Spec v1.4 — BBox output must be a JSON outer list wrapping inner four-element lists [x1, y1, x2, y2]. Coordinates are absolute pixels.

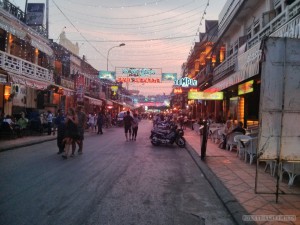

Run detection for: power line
[[65, 0, 167, 9], [60, 5, 205, 27], [56, 0, 197, 20], [51, 0, 107, 61]]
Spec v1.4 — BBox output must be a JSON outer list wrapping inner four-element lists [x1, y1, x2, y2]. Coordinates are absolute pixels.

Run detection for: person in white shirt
[[88, 113, 95, 132], [47, 110, 53, 135]]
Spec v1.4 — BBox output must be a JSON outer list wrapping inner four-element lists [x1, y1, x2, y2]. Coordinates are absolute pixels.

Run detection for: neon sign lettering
[[116, 77, 160, 83], [122, 68, 156, 77], [174, 77, 197, 87]]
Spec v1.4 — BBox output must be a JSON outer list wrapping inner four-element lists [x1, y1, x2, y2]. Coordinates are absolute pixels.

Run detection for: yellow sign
[[188, 92, 223, 100], [238, 80, 254, 95], [111, 85, 118, 92]]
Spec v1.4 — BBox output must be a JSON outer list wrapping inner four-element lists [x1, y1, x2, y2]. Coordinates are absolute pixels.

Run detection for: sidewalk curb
[[0, 137, 56, 152], [185, 141, 255, 225]]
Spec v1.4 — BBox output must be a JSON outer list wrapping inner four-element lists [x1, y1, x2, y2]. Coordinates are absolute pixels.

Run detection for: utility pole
[[46, 0, 49, 38]]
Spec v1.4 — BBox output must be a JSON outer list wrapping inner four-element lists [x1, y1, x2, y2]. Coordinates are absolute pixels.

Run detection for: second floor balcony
[[212, 0, 300, 84], [0, 50, 53, 83]]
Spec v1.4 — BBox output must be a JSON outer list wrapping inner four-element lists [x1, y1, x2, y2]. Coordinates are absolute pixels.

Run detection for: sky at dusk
[[12, 0, 227, 96]]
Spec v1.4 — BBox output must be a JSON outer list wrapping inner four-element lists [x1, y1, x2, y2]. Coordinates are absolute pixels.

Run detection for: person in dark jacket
[[231, 121, 246, 135], [55, 109, 65, 154], [97, 111, 104, 134]]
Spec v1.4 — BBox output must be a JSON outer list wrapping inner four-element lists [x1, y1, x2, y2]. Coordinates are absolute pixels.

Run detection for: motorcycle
[[150, 125, 186, 148], [150, 121, 178, 139]]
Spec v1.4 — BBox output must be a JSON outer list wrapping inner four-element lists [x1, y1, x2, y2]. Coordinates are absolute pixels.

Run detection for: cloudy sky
[[12, 0, 227, 96]]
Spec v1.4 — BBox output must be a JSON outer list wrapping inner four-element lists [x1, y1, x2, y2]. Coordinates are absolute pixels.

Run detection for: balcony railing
[[0, 0, 47, 38], [0, 50, 53, 83], [213, 53, 237, 83], [0, 0, 25, 22], [248, 1, 300, 48], [218, 0, 245, 38], [213, 0, 300, 83]]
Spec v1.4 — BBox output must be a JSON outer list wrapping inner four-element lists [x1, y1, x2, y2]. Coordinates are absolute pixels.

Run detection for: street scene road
[[0, 120, 235, 225]]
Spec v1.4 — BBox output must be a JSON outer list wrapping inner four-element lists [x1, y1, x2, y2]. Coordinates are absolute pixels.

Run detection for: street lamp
[[106, 43, 125, 71]]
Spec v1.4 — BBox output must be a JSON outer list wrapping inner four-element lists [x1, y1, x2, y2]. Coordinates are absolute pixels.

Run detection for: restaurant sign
[[188, 91, 223, 100], [174, 88, 183, 94], [116, 77, 160, 83], [238, 80, 254, 95], [174, 77, 197, 87]]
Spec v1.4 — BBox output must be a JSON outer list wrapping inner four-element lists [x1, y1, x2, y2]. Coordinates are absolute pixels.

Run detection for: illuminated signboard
[[122, 68, 156, 77], [162, 73, 177, 81], [188, 92, 223, 100], [116, 77, 160, 83], [174, 77, 197, 87], [238, 80, 254, 95], [99, 71, 116, 81], [189, 88, 198, 92], [174, 88, 183, 94]]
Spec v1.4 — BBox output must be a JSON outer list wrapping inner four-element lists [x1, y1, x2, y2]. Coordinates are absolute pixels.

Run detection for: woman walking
[[62, 108, 78, 159], [131, 113, 140, 141]]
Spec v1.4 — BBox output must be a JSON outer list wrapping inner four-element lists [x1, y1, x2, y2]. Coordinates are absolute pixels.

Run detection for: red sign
[[116, 77, 160, 83]]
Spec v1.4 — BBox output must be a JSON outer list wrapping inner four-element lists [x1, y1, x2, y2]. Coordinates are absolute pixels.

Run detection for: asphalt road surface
[[0, 120, 235, 225]]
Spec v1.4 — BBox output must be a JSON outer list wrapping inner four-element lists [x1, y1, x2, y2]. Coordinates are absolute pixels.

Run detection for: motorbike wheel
[[151, 136, 160, 146], [176, 137, 186, 148]]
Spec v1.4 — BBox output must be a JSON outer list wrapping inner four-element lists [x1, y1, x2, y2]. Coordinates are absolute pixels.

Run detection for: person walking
[[131, 113, 140, 141], [97, 111, 104, 134], [54, 109, 65, 154], [72, 105, 86, 155], [87, 113, 95, 132], [46, 110, 53, 135], [123, 111, 133, 141], [62, 108, 78, 159]]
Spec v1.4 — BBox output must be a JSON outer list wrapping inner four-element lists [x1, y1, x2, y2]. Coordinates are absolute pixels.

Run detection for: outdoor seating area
[[192, 123, 300, 187], [0, 119, 55, 140]]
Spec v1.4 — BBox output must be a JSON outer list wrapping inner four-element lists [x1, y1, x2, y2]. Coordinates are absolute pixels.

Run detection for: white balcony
[[213, 0, 300, 84], [0, 50, 53, 83]]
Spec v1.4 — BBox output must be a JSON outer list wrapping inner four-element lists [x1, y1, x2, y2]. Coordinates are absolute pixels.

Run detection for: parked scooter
[[150, 121, 177, 139], [150, 124, 186, 148]]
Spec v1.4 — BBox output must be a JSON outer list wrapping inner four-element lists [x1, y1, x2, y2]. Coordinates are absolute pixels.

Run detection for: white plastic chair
[[211, 128, 221, 143], [244, 137, 258, 164], [234, 135, 252, 159], [226, 132, 243, 151], [280, 162, 300, 186]]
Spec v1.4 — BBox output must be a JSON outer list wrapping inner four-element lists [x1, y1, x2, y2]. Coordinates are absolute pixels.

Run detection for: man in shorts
[[123, 111, 133, 141]]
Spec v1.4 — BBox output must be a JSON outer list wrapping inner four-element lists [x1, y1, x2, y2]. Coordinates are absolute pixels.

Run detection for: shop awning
[[85, 96, 103, 106], [52, 84, 74, 96], [9, 74, 50, 90]]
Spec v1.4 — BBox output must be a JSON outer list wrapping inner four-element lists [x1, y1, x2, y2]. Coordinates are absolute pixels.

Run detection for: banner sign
[[99, 71, 116, 81], [188, 91, 223, 100], [122, 68, 155, 77], [116, 67, 162, 78], [26, 3, 45, 26], [162, 73, 177, 81], [75, 75, 85, 102], [238, 80, 254, 95], [116, 77, 160, 83], [174, 77, 197, 87]]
